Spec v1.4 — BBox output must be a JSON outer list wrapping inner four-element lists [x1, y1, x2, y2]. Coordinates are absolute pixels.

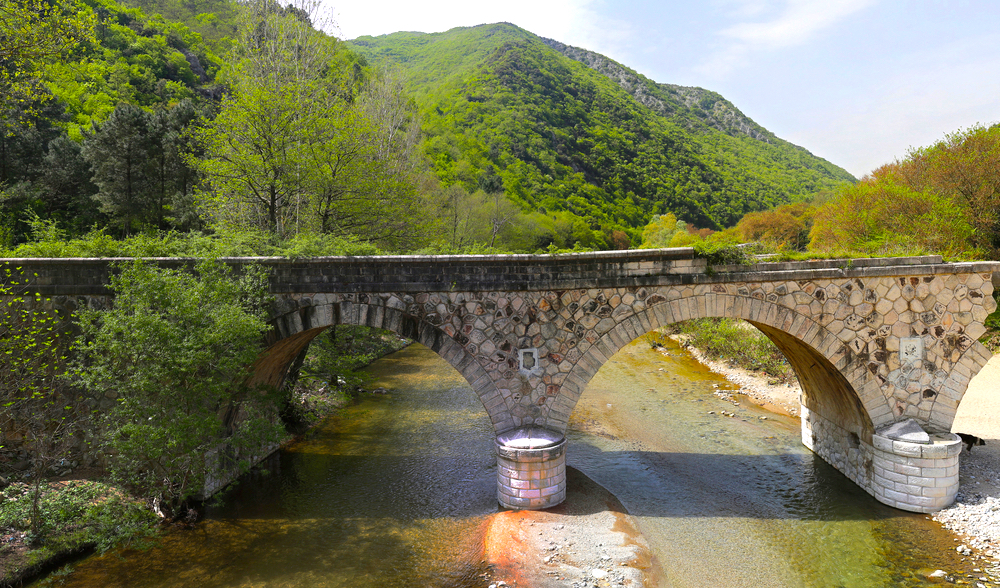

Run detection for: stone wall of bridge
[[265, 263, 997, 439], [2, 251, 998, 512]]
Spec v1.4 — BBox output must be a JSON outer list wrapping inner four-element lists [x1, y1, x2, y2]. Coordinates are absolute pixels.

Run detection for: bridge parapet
[[0, 250, 991, 294]]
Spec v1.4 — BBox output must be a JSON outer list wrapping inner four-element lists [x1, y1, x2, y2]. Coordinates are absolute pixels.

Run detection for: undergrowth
[[654, 318, 794, 384], [284, 326, 410, 427], [0, 480, 159, 584]]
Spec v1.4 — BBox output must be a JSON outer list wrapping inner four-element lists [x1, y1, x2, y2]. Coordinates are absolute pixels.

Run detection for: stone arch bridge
[[7, 249, 998, 513]]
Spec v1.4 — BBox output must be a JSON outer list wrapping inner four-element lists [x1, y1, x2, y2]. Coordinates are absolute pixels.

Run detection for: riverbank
[[0, 327, 412, 587], [665, 335, 801, 417], [934, 354, 1000, 579]]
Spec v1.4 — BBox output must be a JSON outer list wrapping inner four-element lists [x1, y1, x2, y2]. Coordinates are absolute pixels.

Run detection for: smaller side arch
[[253, 299, 516, 433]]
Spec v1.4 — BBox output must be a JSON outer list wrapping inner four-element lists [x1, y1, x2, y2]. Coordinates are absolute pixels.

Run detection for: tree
[[854, 124, 1000, 256], [81, 101, 201, 234], [0, 267, 83, 541], [194, 0, 340, 237], [920, 125, 1000, 254], [736, 202, 815, 251], [73, 260, 284, 512], [639, 213, 685, 248], [37, 134, 102, 233], [0, 0, 95, 122], [196, 0, 425, 246], [808, 178, 974, 257], [82, 103, 156, 234]]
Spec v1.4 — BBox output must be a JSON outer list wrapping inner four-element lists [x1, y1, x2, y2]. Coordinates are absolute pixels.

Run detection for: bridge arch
[[10, 253, 993, 513], [250, 298, 515, 431], [554, 293, 876, 445]]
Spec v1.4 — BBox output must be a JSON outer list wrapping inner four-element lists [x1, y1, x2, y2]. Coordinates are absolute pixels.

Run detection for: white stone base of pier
[[802, 405, 961, 513], [495, 427, 567, 510]]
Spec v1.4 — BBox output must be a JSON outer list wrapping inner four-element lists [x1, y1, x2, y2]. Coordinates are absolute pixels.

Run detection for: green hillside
[[41, 0, 224, 140], [351, 24, 854, 232], [116, 0, 238, 51]]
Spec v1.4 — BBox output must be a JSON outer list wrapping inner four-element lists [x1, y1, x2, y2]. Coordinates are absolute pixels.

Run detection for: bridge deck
[[2, 250, 998, 296]]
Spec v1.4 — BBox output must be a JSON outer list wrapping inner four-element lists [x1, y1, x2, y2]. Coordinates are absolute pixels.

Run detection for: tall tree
[[82, 103, 156, 234], [196, 0, 425, 247]]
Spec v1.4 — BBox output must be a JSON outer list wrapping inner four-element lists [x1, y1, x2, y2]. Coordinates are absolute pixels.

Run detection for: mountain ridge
[[539, 37, 774, 143], [350, 23, 853, 235]]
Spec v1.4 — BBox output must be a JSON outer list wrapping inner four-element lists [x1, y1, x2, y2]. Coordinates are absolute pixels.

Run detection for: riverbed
[[32, 338, 982, 587]]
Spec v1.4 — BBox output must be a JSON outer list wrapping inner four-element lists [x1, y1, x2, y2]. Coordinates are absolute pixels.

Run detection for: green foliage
[[117, 0, 238, 52], [982, 291, 1000, 353], [0, 0, 96, 122], [0, 480, 158, 553], [735, 202, 815, 251], [351, 24, 854, 242], [276, 232, 384, 257], [82, 101, 202, 233], [0, 223, 396, 258], [195, 1, 425, 248], [41, 0, 222, 136], [0, 266, 85, 540], [639, 213, 686, 248], [72, 259, 284, 508], [808, 176, 976, 259], [807, 124, 1000, 260], [693, 238, 751, 267], [667, 319, 793, 382]]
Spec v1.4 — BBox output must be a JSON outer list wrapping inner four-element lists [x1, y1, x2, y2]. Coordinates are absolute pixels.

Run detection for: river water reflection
[[36, 339, 977, 587]]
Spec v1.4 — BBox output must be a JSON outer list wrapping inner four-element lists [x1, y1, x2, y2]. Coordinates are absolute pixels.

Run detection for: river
[[34, 338, 979, 587]]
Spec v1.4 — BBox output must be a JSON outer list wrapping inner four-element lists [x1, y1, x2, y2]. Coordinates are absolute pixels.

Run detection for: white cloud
[[697, 0, 877, 77], [721, 0, 875, 49]]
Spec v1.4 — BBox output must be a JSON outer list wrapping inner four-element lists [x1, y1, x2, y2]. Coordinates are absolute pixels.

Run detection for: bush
[[72, 259, 285, 511], [0, 481, 158, 554]]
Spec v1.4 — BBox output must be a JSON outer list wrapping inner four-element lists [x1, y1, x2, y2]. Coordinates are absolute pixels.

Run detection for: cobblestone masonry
[[3, 251, 997, 512]]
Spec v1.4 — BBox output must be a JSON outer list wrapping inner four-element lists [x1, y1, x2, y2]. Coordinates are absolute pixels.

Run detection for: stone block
[[934, 474, 959, 488], [907, 475, 937, 487], [891, 441, 923, 457], [919, 485, 950, 498]]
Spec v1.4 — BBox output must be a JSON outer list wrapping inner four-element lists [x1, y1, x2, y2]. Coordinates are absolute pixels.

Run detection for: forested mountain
[[2, 4, 856, 253], [116, 0, 238, 50], [350, 24, 855, 233]]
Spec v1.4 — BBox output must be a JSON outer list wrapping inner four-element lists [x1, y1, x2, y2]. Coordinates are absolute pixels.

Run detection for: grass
[[0, 480, 159, 585], [652, 318, 795, 384]]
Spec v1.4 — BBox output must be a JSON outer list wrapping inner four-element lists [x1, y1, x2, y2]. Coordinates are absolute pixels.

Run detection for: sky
[[324, 0, 1000, 179]]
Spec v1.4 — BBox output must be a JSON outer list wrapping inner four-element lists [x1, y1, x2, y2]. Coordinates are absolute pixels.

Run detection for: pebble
[[590, 569, 608, 579]]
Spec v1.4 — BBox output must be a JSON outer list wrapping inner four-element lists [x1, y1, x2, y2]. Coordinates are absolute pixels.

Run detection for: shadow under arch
[[553, 293, 877, 444], [246, 302, 513, 431]]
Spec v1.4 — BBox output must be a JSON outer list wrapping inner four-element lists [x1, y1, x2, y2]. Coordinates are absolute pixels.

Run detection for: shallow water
[[34, 340, 977, 587], [572, 338, 976, 587]]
